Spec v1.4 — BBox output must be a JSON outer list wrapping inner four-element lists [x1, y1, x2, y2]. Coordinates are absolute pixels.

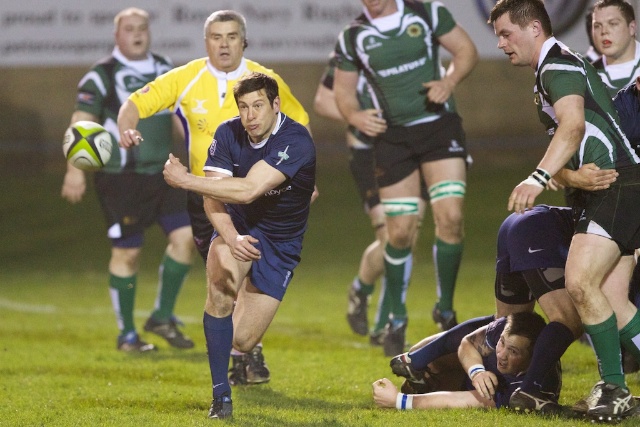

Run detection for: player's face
[[494, 13, 538, 68], [592, 6, 636, 64], [361, 0, 398, 19], [495, 332, 531, 375], [115, 14, 150, 61], [205, 21, 245, 72], [237, 90, 281, 143]]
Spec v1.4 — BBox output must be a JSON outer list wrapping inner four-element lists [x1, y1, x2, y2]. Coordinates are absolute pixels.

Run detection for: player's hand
[[546, 178, 563, 191], [311, 185, 320, 204], [422, 78, 454, 105], [61, 165, 86, 204], [472, 371, 498, 401], [163, 153, 190, 188], [230, 234, 261, 262], [119, 128, 144, 148], [372, 378, 399, 408], [565, 163, 618, 191], [351, 109, 387, 137], [507, 180, 543, 213]]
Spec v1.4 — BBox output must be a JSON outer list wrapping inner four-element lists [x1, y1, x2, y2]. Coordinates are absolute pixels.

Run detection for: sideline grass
[[1, 146, 638, 426]]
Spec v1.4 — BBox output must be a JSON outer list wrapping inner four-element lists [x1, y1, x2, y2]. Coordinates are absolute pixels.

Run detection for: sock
[[408, 315, 494, 370], [433, 239, 463, 312], [520, 321, 574, 393], [109, 274, 137, 335], [203, 312, 233, 398], [619, 310, 640, 364], [584, 314, 625, 388], [151, 254, 191, 321], [372, 278, 392, 333], [353, 277, 374, 296], [383, 243, 412, 322]]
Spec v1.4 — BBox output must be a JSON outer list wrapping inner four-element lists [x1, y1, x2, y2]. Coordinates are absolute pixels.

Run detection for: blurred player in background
[[60, 7, 195, 352], [591, 0, 640, 97], [118, 10, 310, 386], [313, 53, 427, 354], [333, 0, 478, 354]]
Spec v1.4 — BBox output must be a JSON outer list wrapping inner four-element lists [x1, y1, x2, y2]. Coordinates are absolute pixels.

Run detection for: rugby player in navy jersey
[[163, 72, 315, 419]]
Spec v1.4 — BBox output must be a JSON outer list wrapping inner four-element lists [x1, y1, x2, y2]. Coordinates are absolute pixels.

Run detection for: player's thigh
[[565, 233, 622, 294], [537, 289, 582, 337], [205, 237, 251, 315], [166, 225, 195, 264], [233, 280, 281, 350], [420, 157, 466, 185]]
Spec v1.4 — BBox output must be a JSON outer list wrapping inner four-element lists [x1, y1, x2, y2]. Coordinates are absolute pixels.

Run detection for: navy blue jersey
[[496, 205, 574, 274], [204, 113, 316, 240], [613, 82, 640, 152], [464, 317, 562, 408]]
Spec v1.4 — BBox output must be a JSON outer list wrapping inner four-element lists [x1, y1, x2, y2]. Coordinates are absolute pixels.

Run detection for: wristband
[[521, 175, 545, 189], [395, 393, 414, 410], [535, 168, 551, 182], [468, 364, 486, 380]]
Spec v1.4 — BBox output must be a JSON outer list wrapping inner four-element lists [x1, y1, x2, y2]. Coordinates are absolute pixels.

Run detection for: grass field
[[1, 144, 639, 426]]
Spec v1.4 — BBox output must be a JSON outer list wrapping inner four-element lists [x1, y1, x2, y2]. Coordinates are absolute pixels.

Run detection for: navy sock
[[409, 315, 494, 370], [203, 312, 233, 398], [520, 321, 574, 393]]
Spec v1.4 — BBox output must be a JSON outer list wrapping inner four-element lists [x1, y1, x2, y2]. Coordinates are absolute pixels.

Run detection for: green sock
[[619, 310, 640, 365], [151, 254, 191, 322], [584, 314, 625, 388], [372, 278, 392, 333], [110, 274, 137, 335], [383, 243, 412, 321], [354, 277, 375, 296], [433, 238, 463, 312]]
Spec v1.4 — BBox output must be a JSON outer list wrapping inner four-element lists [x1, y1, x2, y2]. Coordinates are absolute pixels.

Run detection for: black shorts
[[494, 268, 565, 305], [94, 171, 189, 247], [574, 166, 640, 255], [187, 191, 215, 263], [350, 148, 430, 211], [374, 113, 467, 188]]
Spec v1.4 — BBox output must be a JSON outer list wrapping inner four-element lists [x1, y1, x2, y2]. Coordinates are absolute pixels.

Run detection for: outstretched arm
[[458, 326, 499, 402]]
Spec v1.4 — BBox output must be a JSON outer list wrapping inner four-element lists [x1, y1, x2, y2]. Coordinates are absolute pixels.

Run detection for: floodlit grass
[[1, 145, 638, 426]]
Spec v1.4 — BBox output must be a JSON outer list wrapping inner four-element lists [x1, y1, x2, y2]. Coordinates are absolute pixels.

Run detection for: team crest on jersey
[[407, 24, 422, 37], [209, 139, 217, 157], [365, 36, 382, 51]]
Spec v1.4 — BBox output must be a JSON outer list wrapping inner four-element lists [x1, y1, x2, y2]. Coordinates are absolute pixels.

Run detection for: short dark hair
[[233, 72, 279, 106], [489, 0, 553, 37], [503, 311, 547, 355], [593, 0, 636, 25]]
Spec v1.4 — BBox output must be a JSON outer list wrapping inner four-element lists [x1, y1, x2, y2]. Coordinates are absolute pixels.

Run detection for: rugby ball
[[62, 121, 114, 170]]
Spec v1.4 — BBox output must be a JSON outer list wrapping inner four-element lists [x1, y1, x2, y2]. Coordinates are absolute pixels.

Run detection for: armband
[[468, 364, 486, 380], [525, 167, 551, 189], [395, 393, 413, 410]]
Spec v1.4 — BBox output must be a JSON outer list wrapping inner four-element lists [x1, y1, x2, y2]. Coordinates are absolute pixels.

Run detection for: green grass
[[1, 145, 638, 426]]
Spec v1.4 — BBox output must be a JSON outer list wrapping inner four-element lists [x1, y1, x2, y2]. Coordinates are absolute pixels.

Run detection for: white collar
[[363, 0, 404, 32], [249, 113, 284, 149], [206, 57, 248, 79], [112, 46, 155, 73]]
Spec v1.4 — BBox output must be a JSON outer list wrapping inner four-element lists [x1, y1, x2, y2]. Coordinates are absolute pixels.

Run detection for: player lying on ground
[[373, 312, 560, 410]]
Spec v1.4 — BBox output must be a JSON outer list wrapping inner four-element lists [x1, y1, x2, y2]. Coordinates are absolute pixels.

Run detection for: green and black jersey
[[592, 40, 640, 98], [535, 38, 640, 170], [334, 0, 457, 127], [75, 48, 174, 174]]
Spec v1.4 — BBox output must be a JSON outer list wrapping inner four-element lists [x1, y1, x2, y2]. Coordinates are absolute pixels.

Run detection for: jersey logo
[[192, 99, 208, 114], [407, 24, 422, 37], [209, 139, 217, 157], [448, 140, 464, 153], [276, 146, 290, 165], [528, 247, 545, 254]]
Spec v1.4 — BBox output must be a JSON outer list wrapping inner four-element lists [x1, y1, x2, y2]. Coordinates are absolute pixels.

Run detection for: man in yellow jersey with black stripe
[[117, 9, 310, 388]]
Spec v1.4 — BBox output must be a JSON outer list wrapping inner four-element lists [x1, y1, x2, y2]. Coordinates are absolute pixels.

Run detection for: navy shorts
[[94, 171, 190, 248], [213, 226, 302, 302], [187, 191, 214, 263]]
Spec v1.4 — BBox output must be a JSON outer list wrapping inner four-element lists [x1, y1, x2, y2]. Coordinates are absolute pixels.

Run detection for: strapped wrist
[[468, 364, 486, 380]]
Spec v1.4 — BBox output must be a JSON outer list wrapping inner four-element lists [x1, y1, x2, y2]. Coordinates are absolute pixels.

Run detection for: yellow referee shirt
[[129, 57, 309, 177]]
